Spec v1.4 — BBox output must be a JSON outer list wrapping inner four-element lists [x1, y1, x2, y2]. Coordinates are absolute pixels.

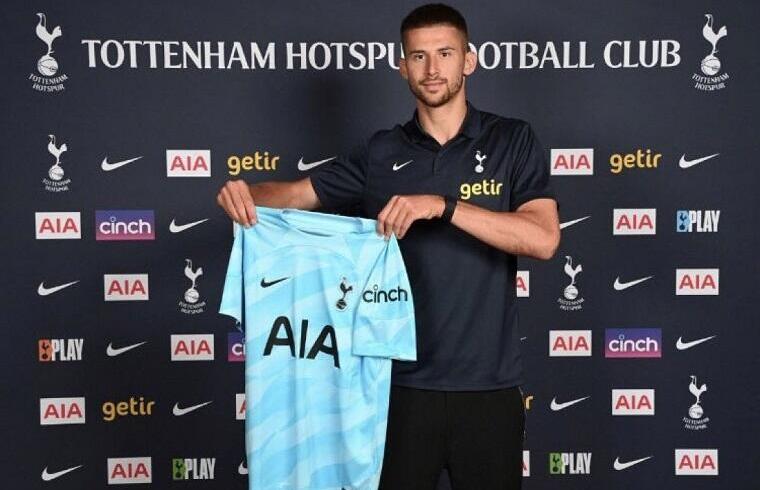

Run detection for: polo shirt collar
[[403, 101, 481, 144]]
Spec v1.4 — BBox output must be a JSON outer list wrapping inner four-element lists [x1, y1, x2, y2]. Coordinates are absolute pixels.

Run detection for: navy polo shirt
[[310, 102, 555, 390]]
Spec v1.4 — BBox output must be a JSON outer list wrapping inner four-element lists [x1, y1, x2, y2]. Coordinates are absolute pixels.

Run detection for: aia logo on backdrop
[[167, 150, 211, 177], [228, 332, 245, 362], [107, 457, 152, 484], [522, 451, 530, 477], [675, 449, 718, 475], [95, 210, 155, 241], [613, 209, 656, 235], [38, 338, 83, 361], [549, 330, 591, 357], [104, 274, 149, 301], [236, 393, 246, 420], [35, 212, 81, 239], [40, 397, 85, 425], [171, 334, 214, 361], [676, 269, 719, 295], [605, 328, 662, 358], [550, 149, 593, 175], [516, 270, 529, 297], [612, 389, 654, 415]]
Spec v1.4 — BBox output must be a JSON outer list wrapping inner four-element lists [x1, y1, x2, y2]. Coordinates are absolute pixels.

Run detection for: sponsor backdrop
[[1, 0, 758, 488]]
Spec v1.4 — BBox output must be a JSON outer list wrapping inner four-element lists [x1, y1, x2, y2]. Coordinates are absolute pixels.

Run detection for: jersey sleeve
[[219, 223, 244, 326], [352, 236, 417, 361], [309, 143, 368, 209], [508, 122, 557, 211]]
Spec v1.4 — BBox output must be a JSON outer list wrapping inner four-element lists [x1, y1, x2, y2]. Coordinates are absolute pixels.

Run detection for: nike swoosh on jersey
[[613, 456, 652, 471], [676, 335, 717, 351], [37, 280, 79, 296], [550, 396, 590, 411], [297, 156, 335, 171], [173, 401, 213, 416], [101, 156, 143, 172], [169, 218, 209, 233], [106, 341, 147, 357], [613, 275, 654, 291], [392, 159, 413, 171], [679, 153, 719, 169], [41, 465, 83, 481], [560, 216, 590, 230], [238, 461, 248, 475], [261, 277, 289, 288]]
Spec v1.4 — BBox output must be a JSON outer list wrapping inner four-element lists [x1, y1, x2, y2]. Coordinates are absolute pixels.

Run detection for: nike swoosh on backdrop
[[297, 156, 335, 171], [613, 276, 654, 291], [41, 465, 83, 481], [169, 218, 209, 233], [261, 277, 289, 288], [392, 160, 413, 171], [106, 341, 147, 357], [679, 153, 719, 169], [676, 335, 717, 351], [101, 156, 143, 171], [560, 216, 591, 230], [550, 396, 590, 411], [37, 280, 79, 296], [613, 456, 653, 471], [173, 401, 213, 416]]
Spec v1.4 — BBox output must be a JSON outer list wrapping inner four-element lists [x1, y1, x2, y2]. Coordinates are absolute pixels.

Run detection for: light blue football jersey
[[220, 207, 416, 490]]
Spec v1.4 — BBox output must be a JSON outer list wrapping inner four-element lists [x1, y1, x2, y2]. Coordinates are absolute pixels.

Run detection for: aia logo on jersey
[[516, 270, 529, 297], [235, 393, 246, 420], [40, 397, 85, 425], [104, 274, 149, 301], [38, 338, 83, 361], [166, 150, 210, 177], [676, 269, 719, 295], [613, 209, 656, 235], [523, 450, 530, 477], [171, 334, 214, 361], [550, 149, 593, 176], [612, 389, 654, 415], [549, 330, 592, 357], [35, 212, 81, 239], [675, 449, 718, 475], [107, 457, 152, 484], [228, 332, 245, 362]]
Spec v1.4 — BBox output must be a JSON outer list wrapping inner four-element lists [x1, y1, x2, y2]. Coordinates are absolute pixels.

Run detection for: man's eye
[[414, 54, 424, 61]]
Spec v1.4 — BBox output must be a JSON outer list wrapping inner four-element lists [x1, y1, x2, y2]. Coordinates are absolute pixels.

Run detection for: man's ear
[[399, 57, 409, 80], [463, 49, 477, 76]]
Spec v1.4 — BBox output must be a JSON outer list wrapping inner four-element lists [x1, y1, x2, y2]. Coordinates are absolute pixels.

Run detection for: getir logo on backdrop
[[39, 338, 83, 361], [108, 457, 152, 484], [35, 212, 81, 239], [96, 210, 155, 240], [676, 269, 719, 295], [675, 449, 718, 476], [516, 270, 529, 297], [550, 149, 593, 175], [167, 150, 210, 177], [171, 334, 214, 361], [613, 209, 656, 235], [605, 328, 662, 358], [236, 393, 246, 420], [612, 389, 655, 415], [228, 332, 245, 362], [227, 151, 279, 175], [102, 396, 155, 421], [549, 330, 591, 357], [104, 274, 149, 301], [40, 397, 85, 425], [609, 149, 661, 174]]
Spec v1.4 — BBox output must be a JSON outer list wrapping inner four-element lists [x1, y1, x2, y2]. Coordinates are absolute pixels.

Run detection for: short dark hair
[[400, 4, 469, 52]]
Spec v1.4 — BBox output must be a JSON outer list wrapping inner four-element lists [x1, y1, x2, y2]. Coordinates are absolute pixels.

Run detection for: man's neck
[[416, 92, 468, 146]]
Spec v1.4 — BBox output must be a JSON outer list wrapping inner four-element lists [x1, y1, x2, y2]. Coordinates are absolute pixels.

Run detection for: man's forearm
[[248, 178, 319, 210]]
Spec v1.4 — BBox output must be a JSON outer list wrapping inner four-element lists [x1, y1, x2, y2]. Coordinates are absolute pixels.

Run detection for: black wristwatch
[[440, 195, 457, 222]]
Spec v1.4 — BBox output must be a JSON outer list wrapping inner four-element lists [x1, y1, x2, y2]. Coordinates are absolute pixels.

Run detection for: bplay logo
[[43, 134, 71, 192], [102, 396, 155, 421], [613, 209, 656, 235], [107, 457, 152, 484], [228, 332, 245, 362], [675, 449, 718, 475], [36, 212, 81, 239], [30, 13, 68, 92], [167, 150, 211, 177], [38, 338, 83, 362], [676, 269, 719, 295], [227, 151, 279, 175], [516, 270, 529, 297], [95, 210, 155, 241], [550, 149, 593, 176], [171, 334, 214, 361], [236, 393, 246, 420], [677, 210, 720, 232], [549, 330, 591, 357], [104, 274, 149, 301], [605, 328, 662, 358], [549, 452, 592, 475], [40, 397, 85, 425], [609, 149, 661, 174], [612, 389, 654, 415], [172, 458, 216, 480]]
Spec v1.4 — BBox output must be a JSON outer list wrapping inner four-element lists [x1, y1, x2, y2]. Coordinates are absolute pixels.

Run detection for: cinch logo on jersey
[[171, 334, 214, 361], [264, 316, 340, 368], [558, 256, 584, 311], [550, 149, 593, 176], [692, 13, 729, 91], [30, 13, 68, 92], [228, 332, 245, 362], [675, 449, 718, 475], [676, 268, 719, 295], [523, 451, 530, 477], [612, 389, 655, 415], [107, 457, 152, 484], [684, 375, 710, 430], [42, 134, 71, 191], [362, 284, 409, 303], [40, 397, 85, 425], [180, 259, 205, 314], [172, 458, 216, 480], [549, 330, 592, 357], [38, 338, 83, 361], [605, 328, 662, 358], [166, 149, 210, 177], [613, 209, 656, 235], [95, 210, 155, 241], [676, 210, 720, 233], [235, 393, 245, 420], [549, 452, 592, 475], [35, 212, 81, 239], [459, 179, 503, 200], [102, 396, 155, 422], [104, 274, 149, 301], [609, 149, 661, 174], [227, 151, 279, 175], [516, 270, 529, 297]]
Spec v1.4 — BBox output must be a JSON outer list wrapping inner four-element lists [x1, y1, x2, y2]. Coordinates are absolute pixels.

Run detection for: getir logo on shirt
[[35, 212, 81, 239], [675, 449, 718, 476], [108, 457, 152, 484], [167, 150, 211, 177], [104, 274, 149, 301], [612, 389, 655, 415], [549, 330, 591, 357], [40, 397, 85, 425], [613, 209, 656, 235], [551, 149, 594, 175], [676, 269, 719, 295], [171, 334, 214, 361]]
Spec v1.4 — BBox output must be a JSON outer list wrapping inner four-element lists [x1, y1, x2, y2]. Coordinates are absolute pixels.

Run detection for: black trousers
[[379, 385, 525, 490]]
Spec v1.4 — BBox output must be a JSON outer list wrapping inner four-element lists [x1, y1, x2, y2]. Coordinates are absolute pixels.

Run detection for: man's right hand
[[217, 180, 257, 227]]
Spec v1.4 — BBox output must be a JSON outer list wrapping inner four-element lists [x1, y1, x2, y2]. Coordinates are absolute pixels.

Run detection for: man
[[217, 4, 559, 489]]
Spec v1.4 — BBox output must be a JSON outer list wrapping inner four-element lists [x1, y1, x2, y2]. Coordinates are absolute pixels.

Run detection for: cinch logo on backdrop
[[675, 268, 719, 295], [172, 458, 216, 480], [227, 151, 279, 175], [35, 212, 81, 239], [166, 150, 210, 177], [605, 328, 662, 358], [95, 210, 155, 241], [551, 149, 593, 176], [38, 338, 83, 361], [104, 274, 149, 301], [107, 457, 152, 484], [171, 334, 214, 361], [40, 397, 85, 425], [516, 270, 529, 297], [228, 332, 245, 362], [613, 209, 656, 235], [549, 330, 591, 357], [677, 210, 720, 232], [612, 389, 655, 415], [675, 449, 718, 476]]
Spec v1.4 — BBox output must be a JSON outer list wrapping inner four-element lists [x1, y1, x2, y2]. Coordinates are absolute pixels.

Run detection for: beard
[[408, 73, 464, 108]]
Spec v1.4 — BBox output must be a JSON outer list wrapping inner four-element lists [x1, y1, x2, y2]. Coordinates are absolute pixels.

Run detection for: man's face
[[400, 24, 476, 108]]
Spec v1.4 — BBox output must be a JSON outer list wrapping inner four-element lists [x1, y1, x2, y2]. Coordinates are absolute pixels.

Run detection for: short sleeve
[[352, 236, 416, 361], [509, 122, 556, 211], [219, 223, 244, 326], [309, 143, 368, 210]]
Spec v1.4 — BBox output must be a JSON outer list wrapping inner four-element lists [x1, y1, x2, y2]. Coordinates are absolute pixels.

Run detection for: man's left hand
[[376, 194, 445, 239]]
